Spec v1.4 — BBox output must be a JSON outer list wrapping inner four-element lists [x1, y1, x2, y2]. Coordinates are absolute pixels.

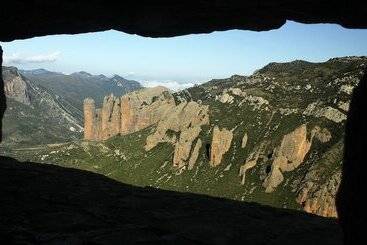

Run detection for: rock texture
[[84, 87, 175, 140], [120, 86, 174, 135], [209, 126, 233, 167], [295, 141, 343, 218], [145, 101, 209, 169], [241, 132, 248, 148], [263, 124, 312, 192], [3, 66, 30, 105], [239, 142, 269, 185], [303, 102, 347, 123], [173, 126, 202, 168], [188, 139, 202, 170], [83, 98, 95, 140], [298, 172, 340, 217]]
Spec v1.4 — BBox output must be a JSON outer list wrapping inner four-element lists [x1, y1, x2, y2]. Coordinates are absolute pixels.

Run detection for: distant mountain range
[[1, 67, 143, 146], [20, 68, 142, 120]]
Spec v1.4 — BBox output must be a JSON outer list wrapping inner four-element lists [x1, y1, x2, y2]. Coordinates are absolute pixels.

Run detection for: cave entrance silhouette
[[1, 1, 367, 244]]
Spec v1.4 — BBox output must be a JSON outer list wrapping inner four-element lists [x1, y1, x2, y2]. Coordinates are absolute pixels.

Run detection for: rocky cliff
[[3, 66, 30, 105], [209, 126, 233, 167], [84, 87, 175, 140], [145, 101, 209, 169]]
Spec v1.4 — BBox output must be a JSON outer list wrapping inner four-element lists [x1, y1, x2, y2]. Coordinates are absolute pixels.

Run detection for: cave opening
[[205, 143, 211, 159], [265, 164, 272, 174], [0, 5, 366, 241], [267, 151, 273, 159]]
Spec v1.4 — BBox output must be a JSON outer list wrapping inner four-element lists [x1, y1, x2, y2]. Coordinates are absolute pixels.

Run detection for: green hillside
[[3, 56, 366, 217]]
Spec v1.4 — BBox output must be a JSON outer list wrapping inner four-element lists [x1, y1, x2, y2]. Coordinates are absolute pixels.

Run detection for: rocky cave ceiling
[[0, 0, 367, 42]]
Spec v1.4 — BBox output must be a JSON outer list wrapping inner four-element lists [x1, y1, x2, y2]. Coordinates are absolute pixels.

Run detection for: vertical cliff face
[[209, 126, 233, 167], [100, 95, 121, 140], [263, 124, 313, 193], [83, 98, 95, 140], [145, 101, 210, 169], [120, 86, 175, 135], [83, 87, 175, 140], [3, 67, 30, 105]]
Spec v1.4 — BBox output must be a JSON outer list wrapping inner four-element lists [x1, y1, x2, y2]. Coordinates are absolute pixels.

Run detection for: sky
[[1, 21, 367, 90]]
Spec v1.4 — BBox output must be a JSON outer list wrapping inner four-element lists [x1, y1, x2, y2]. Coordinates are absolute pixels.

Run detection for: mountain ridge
[[1, 66, 143, 146], [2, 56, 366, 219]]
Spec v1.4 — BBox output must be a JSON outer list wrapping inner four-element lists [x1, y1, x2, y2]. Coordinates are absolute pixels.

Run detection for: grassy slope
[[3, 57, 365, 212]]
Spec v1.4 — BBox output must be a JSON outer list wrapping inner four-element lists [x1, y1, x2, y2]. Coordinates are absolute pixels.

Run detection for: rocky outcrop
[[145, 101, 209, 169], [241, 132, 248, 148], [3, 66, 30, 105], [239, 141, 269, 185], [84, 94, 122, 140], [173, 126, 202, 168], [303, 102, 347, 123], [83, 87, 175, 140], [312, 126, 332, 143], [295, 141, 342, 218], [83, 98, 95, 140], [188, 139, 202, 170], [209, 126, 233, 167], [215, 92, 234, 104], [297, 172, 340, 217], [120, 86, 175, 135], [239, 158, 257, 185], [263, 124, 312, 192]]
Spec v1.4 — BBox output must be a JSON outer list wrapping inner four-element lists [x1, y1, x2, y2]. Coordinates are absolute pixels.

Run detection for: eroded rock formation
[[84, 87, 174, 140], [263, 124, 312, 192], [241, 132, 248, 148], [83, 98, 95, 140], [120, 86, 175, 135], [239, 141, 269, 185], [188, 139, 202, 170], [297, 171, 340, 217], [209, 126, 233, 167], [145, 101, 209, 169], [3, 67, 30, 105]]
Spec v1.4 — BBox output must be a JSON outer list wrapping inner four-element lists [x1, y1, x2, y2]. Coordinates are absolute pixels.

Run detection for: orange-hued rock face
[[120, 86, 175, 135], [3, 67, 30, 105], [263, 124, 312, 192], [297, 171, 341, 218], [209, 126, 233, 167], [83, 98, 95, 140], [83, 87, 210, 171], [83, 87, 174, 141]]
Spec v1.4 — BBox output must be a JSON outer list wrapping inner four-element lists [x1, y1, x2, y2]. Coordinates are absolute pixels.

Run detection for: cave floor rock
[[0, 156, 342, 245]]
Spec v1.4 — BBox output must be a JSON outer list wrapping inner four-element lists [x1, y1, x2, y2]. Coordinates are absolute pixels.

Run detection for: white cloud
[[3, 51, 61, 65], [141, 80, 197, 91], [126, 71, 136, 76]]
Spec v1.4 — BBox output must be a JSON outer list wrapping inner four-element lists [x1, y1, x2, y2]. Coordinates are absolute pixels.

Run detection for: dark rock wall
[[0, 1, 367, 41], [336, 71, 367, 245], [0, 46, 5, 141]]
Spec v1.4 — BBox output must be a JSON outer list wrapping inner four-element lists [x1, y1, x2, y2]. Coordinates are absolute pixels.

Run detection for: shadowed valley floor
[[0, 156, 342, 245]]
